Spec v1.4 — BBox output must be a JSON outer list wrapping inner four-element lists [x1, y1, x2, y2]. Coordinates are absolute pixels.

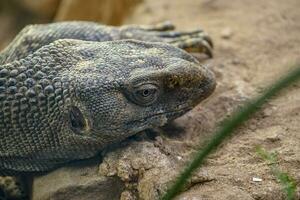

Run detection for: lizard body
[[0, 21, 215, 177]]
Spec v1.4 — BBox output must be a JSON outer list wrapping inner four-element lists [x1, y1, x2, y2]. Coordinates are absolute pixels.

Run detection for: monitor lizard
[[0, 21, 215, 199]]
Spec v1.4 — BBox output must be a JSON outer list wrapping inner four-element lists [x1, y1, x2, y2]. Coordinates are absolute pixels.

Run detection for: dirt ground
[[123, 0, 300, 199], [1, 0, 300, 199]]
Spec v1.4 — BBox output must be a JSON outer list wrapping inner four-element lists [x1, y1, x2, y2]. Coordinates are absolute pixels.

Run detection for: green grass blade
[[256, 147, 297, 200]]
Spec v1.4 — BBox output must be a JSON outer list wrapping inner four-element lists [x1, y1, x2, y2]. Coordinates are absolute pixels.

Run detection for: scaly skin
[[0, 22, 215, 176], [0, 21, 213, 65]]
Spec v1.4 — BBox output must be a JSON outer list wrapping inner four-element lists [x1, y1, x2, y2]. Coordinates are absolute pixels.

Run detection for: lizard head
[[63, 39, 216, 144]]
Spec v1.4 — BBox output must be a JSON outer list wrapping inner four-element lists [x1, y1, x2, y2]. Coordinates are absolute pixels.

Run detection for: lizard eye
[[69, 106, 87, 134], [132, 84, 159, 106]]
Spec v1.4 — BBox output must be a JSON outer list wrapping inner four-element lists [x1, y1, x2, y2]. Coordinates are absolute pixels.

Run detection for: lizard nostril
[[200, 74, 216, 96]]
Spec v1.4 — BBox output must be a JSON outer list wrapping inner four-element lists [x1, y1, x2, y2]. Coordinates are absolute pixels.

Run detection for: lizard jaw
[[125, 106, 192, 133]]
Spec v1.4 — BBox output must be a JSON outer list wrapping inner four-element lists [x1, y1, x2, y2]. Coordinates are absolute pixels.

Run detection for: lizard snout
[[197, 66, 216, 99], [166, 62, 216, 106]]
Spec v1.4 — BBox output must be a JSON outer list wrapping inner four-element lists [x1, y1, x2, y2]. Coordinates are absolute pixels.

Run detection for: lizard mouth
[[88, 107, 193, 139], [126, 106, 192, 132]]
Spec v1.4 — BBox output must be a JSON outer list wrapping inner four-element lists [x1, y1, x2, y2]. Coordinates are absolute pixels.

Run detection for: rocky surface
[[32, 158, 124, 200]]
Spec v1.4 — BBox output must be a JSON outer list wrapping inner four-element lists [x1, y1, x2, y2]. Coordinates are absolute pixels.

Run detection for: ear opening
[[69, 106, 88, 134]]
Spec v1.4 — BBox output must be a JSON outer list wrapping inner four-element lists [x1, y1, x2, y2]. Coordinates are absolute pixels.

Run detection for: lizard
[[0, 21, 215, 199]]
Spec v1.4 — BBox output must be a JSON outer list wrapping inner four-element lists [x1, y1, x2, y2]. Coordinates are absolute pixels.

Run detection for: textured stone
[[32, 158, 124, 200], [32, 141, 180, 200]]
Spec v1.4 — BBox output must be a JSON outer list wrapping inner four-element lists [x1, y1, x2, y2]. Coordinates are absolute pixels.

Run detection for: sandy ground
[[123, 0, 300, 199]]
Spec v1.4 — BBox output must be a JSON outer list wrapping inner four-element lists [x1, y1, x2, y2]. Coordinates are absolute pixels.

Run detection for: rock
[[32, 141, 179, 200], [221, 27, 234, 39], [99, 141, 178, 200], [120, 190, 136, 200], [0, 177, 24, 199], [252, 177, 263, 182], [253, 126, 283, 143], [32, 158, 124, 200]]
